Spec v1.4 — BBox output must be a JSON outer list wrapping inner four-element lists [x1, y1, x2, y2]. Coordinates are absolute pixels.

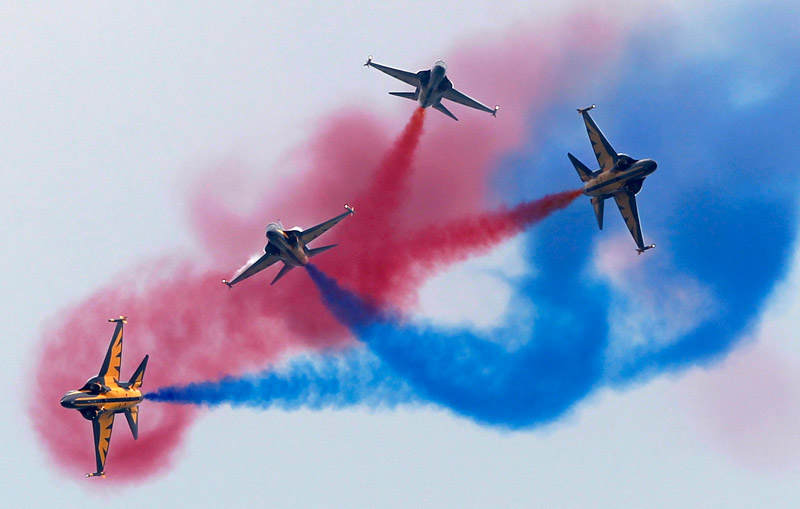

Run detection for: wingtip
[[345, 204, 355, 214], [108, 316, 127, 323], [221, 279, 232, 289], [636, 244, 656, 255], [577, 104, 596, 114], [364, 55, 373, 67], [492, 105, 499, 117]]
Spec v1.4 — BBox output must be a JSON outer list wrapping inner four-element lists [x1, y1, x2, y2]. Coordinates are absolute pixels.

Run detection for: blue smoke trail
[[306, 264, 606, 428], [146, 352, 416, 410]]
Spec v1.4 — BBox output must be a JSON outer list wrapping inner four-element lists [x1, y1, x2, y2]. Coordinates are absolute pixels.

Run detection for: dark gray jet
[[364, 56, 499, 121], [568, 105, 658, 254], [223, 205, 355, 287]]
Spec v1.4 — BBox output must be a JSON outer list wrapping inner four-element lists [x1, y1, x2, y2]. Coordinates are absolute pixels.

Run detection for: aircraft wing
[[580, 107, 618, 172], [98, 320, 124, 381], [225, 252, 280, 287], [90, 411, 115, 477], [299, 206, 354, 245], [368, 61, 420, 87], [612, 190, 646, 250], [442, 88, 497, 115]]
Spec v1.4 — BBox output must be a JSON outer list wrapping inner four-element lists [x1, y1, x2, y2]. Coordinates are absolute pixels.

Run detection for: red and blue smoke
[[32, 4, 800, 482]]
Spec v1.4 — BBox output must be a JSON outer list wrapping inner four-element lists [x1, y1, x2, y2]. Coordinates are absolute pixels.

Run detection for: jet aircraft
[[364, 56, 499, 121], [60, 317, 148, 478], [223, 204, 355, 287], [568, 105, 658, 254]]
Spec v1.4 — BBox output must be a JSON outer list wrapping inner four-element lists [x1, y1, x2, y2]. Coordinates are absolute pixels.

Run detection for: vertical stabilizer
[[307, 244, 337, 257], [127, 355, 148, 389], [124, 407, 139, 440], [591, 197, 605, 230], [568, 153, 593, 182], [271, 263, 294, 285]]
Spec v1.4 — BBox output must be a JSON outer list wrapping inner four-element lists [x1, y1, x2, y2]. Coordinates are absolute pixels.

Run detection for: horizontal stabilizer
[[389, 91, 418, 101], [307, 244, 337, 257], [568, 153, 593, 182]]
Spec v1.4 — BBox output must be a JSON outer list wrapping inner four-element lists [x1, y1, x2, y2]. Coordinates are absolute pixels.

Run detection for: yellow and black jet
[[60, 317, 148, 478]]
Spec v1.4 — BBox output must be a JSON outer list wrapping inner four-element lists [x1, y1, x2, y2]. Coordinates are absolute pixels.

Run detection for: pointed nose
[[640, 159, 657, 175], [60, 392, 76, 408]]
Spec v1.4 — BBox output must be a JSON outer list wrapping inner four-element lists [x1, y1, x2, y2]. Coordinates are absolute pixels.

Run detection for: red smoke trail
[[31, 10, 624, 483], [369, 189, 585, 302]]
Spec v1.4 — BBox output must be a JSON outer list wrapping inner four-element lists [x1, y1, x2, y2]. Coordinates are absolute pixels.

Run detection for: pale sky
[[3, 2, 799, 507]]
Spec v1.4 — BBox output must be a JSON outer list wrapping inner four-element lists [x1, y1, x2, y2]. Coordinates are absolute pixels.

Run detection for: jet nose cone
[[641, 159, 657, 174], [60, 392, 76, 408]]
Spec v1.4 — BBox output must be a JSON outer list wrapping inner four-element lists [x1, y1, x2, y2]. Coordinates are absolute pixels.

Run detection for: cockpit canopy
[[615, 154, 635, 171]]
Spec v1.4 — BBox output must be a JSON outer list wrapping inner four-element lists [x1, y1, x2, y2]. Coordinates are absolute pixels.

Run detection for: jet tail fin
[[124, 407, 139, 440], [307, 244, 337, 258], [568, 153, 593, 182], [271, 263, 294, 285], [127, 355, 148, 390], [433, 102, 458, 121], [389, 91, 418, 101], [591, 197, 605, 230]]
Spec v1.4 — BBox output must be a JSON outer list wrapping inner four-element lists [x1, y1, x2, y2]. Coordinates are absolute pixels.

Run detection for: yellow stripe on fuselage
[[71, 387, 143, 412]]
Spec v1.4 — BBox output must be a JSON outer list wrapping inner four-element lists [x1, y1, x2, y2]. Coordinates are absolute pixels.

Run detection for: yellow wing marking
[[99, 322, 124, 381], [92, 412, 115, 474]]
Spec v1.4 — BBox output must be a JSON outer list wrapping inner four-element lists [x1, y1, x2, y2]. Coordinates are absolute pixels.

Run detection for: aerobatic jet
[[364, 56, 499, 121], [568, 105, 658, 254], [223, 204, 355, 287], [60, 317, 148, 478]]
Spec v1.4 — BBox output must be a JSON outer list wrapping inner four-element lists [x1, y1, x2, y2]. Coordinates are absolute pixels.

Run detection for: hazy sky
[[3, 1, 800, 507]]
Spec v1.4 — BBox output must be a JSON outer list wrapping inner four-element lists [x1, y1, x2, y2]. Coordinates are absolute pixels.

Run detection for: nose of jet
[[644, 159, 658, 173], [60, 392, 77, 408]]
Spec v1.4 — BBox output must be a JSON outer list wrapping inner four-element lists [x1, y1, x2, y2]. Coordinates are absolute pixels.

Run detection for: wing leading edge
[[298, 205, 354, 245], [612, 190, 646, 251], [365, 58, 420, 88], [89, 411, 115, 477], [224, 252, 280, 287], [579, 105, 617, 172], [98, 320, 124, 382], [442, 88, 498, 116]]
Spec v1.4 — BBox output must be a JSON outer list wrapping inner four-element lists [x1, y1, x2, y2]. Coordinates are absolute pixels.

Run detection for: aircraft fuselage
[[266, 226, 309, 267], [417, 61, 450, 108], [61, 384, 143, 419], [583, 158, 657, 199]]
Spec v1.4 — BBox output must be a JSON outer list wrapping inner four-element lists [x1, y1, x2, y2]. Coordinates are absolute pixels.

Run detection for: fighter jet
[[364, 56, 499, 121], [223, 204, 355, 287], [60, 317, 148, 478], [568, 105, 658, 254]]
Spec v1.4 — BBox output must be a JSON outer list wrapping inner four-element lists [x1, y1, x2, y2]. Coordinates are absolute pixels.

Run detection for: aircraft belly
[[419, 89, 438, 108]]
